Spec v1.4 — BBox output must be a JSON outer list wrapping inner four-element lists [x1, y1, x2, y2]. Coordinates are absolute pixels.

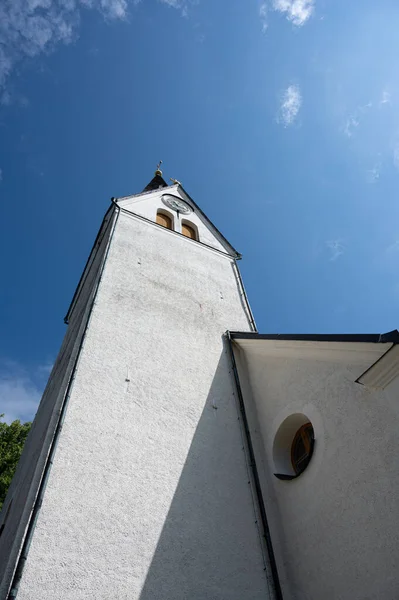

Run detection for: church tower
[[0, 170, 277, 599]]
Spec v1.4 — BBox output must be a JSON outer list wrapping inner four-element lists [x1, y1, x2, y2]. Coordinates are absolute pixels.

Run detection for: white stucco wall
[[0, 208, 116, 600], [234, 339, 399, 600], [13, 208, 273, 599]]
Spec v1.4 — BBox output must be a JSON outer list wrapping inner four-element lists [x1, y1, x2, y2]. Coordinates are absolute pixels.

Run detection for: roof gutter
[[231, 260, 257, 332], [229, 330, 399, 344], [225, 331, 283, 600]]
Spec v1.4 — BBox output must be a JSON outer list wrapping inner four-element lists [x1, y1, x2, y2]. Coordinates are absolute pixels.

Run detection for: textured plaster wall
[[16, 210, 272, 600], [236, 345, 399, 600], [0, 210, 115, 600]]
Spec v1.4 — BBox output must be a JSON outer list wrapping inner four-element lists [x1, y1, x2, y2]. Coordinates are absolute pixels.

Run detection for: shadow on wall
[[138, 346, 270, 600]]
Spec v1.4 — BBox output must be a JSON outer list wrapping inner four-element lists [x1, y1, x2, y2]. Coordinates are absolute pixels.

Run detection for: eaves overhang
[[229, 330, 399, 386]]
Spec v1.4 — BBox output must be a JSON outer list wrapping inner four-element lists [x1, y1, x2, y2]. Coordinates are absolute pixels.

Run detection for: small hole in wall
[[273, 414, 315, 479]]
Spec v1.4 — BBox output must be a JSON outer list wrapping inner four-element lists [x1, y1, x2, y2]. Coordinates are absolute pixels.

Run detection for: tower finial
[[155, 160, 163, 176]]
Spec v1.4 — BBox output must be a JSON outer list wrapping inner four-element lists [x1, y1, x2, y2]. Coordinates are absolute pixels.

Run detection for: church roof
[[142, 173, 168, 192], [178, 184, 241, 258], [229, 329, 399, 389], [229, 330, 399, 344]]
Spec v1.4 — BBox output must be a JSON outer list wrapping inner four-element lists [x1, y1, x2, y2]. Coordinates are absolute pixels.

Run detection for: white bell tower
[[0, 169, 277, 600]]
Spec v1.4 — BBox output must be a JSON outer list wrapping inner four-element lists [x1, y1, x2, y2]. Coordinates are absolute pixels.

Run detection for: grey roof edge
[[177, 184, 241, 258], [355, 343, 399, 386], [64, 204, 116, 324], [229, 330, 399, 344]]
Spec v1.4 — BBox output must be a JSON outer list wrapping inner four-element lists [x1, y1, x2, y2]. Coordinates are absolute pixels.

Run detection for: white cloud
[[0, 362, 48, 423], [325, 13, 399, 182], [343, 115, 360, 138], [102, 0, 128, 19], [338, 94, 399, 180], [326, 239, 345, 261], [0, 0, 79, 91], [160, 0, 182, 6], [367, 161, 381, 183], [259, 2, 268, 31], [342, 102, 372, 138], [272, 0, 314, 27], [0, 90, 12, 106], [159, 0, 191, 16], [380, 89, 391, 105], [278, 84, 302, 126], [0, 0, 185, 93]]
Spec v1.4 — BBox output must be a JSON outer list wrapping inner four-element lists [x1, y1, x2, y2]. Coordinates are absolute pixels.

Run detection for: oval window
[[273, 414, 315, 479]]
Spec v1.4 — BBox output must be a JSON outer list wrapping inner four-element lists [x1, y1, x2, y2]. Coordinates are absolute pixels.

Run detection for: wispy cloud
[[0, 361, 51, 423], [159, 0, 194, 17], [272, 0, 314, 27], [339, 95, 399, 179], [326, 239, 345, 261], [1, 91, 11, 106], [0, 0, 187, 94], [259, 2, 268, 31], [160, 0, 185, 6], [325, 10, 399, 183], [366, 160, 381, 183], [0, 0, 117, 92], [380, 89, 391, 106], [278, 84, 302, 126], [342, 102, 372, 138], [343, 115, 360, 138]]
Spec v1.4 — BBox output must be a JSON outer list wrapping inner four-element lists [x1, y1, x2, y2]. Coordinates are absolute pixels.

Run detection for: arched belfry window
[[156, 211, 173, 230], [182, 221, 198, 241]]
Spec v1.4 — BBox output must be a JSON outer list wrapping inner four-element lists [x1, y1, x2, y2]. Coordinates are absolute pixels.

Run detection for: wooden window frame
[[291, 422, 314, 475], [181, 220, 198, 241], [156, 210, 174, 231]]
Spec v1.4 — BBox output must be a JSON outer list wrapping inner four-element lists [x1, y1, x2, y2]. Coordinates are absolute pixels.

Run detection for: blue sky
[[1, 0, 399, 422]]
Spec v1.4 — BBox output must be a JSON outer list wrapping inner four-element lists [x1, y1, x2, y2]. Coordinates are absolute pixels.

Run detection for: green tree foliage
[[0, 415, 31, 511]]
